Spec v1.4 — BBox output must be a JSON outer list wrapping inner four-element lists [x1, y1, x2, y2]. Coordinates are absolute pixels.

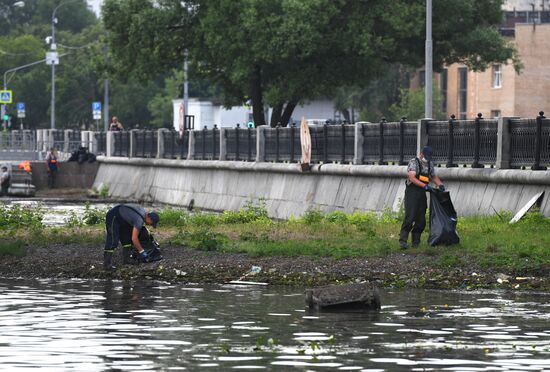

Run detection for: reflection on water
[[0, 278, 549, 371]]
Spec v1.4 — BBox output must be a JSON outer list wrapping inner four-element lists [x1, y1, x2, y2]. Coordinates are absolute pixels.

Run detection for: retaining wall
[[31, 161, 99, 190], [94, 157, 550, 218]]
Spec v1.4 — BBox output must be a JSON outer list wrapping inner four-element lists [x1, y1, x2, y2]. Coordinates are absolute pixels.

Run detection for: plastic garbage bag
[[428, 190, 460, 246], [130, 226, 163, 263]]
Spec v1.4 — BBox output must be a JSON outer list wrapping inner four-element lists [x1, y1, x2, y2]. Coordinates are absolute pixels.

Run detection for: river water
[[0, 278, 548, 371]]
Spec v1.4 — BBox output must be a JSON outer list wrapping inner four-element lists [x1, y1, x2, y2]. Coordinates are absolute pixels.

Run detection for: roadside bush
[[300, 208, 324, 225], [176, 228, 227, 251]]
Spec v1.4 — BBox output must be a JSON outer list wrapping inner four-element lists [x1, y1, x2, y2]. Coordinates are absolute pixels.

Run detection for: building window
[[491, 110, 501, 119], [458, 67, 468, 119], [492, 64, 502, 89], [440, 68, 448, 114]]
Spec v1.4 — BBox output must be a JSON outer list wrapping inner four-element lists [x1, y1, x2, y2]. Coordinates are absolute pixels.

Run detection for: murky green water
[[0, 278, 549, 371]]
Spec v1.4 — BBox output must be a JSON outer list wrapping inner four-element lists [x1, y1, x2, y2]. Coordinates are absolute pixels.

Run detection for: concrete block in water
[[8, 183, 36, 196], [305, 282, 381, 310]]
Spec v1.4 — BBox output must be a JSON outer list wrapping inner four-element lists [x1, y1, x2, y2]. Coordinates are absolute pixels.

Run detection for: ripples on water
[[0, 278, 549, 371]]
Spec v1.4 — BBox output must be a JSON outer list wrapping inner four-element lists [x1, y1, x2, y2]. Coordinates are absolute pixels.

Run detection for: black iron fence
[[310, 123, 355, 163], [264, 125, 301, 162], [66, 130, 82, 153], [427, 115, 499, 167], [362, 119, 417, 165], [162, 130, 189, 159], [194, 126, 220, 160], [94, 132, 107, 154], [510, 114, 550, 170], [225, 125, 256, 161], [134, 130, 157, 158], [113, 131, 130, 157]]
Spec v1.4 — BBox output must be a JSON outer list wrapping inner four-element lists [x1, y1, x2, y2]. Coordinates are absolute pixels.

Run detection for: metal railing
[[362, 119, 417, 165], [195, 126, 220, 160], [310, 123, 355, 164], [225, 125, 256, 161], [162, 130, 189, 159]]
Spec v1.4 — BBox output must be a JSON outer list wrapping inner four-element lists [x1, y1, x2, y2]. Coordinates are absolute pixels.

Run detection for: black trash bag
[[428, 190, 460, 246], [68, 150, 79, 162], [130, 226, 163, 263], [87, 153, 96, 163]]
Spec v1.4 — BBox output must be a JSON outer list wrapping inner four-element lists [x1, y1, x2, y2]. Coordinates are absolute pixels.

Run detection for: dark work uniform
[[399, 158, 435, 247], [104, 204, 146, 253]]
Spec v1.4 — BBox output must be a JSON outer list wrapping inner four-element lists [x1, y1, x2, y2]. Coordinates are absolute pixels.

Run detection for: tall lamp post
[[49, 0, 78, 130], [425, 0, 433, 119]]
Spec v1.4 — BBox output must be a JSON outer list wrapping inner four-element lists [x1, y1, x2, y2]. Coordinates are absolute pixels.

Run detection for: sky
[[86, 0, 103, 17]]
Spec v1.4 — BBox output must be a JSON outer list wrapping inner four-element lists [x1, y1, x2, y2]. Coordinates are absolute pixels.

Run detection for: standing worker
[[109, 116, 124, 131], [45, 147, 59, 189], [0, 166, 10, 196], [103, 203, 160, 269], [399, 146, 445, 249]]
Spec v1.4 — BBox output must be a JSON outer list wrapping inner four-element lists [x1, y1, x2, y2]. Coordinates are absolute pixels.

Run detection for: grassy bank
[[1, 201, 549, 275]]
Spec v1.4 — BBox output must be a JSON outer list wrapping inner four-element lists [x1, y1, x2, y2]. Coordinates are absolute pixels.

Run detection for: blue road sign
[[92, 102, 102, 112], [0, 90, 12, 104], [16, 102, 25, 111]]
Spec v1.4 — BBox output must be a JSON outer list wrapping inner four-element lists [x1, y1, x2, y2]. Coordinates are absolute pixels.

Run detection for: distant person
[[45, 147, 59, 189], [399, 146, 445, 249], [103, 204, 160, 269], [109, 116, 124, 131], [0, 166, 10, 196]]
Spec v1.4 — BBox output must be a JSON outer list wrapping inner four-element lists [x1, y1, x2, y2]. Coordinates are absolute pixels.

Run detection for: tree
[[388, 84, 445, 122], [103, 0, 519, 127]]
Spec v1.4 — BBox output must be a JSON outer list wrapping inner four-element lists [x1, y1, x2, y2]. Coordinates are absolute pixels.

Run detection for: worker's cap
[[421, 146, 433, 161], [148, 212, 160, 228]]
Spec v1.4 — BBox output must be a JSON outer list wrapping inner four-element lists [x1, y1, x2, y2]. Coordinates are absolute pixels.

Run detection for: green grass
[[0, 240, 26, 256]]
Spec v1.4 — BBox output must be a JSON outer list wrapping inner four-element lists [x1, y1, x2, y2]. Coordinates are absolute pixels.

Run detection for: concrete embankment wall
[[94, 157, 550, 218], [31, 162, 99, 190]]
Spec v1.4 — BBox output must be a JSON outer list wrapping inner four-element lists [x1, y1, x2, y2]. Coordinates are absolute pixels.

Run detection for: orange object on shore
[[18, 161, 32, 173]]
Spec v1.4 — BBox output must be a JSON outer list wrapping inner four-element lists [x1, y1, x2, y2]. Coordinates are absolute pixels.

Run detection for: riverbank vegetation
[[0, 201, 548, 275]]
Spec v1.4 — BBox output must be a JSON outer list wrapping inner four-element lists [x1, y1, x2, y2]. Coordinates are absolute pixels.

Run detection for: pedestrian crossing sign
[[0, 90, 12, 104]]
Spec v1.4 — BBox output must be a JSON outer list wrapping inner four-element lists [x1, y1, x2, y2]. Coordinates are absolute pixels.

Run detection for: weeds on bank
[[0, 204, 43, 230]]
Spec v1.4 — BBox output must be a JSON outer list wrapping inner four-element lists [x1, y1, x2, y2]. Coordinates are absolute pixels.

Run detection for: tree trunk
[[251, 65, 266, 126], [270, 104, 283, 127], [280, 100, 298, 127]]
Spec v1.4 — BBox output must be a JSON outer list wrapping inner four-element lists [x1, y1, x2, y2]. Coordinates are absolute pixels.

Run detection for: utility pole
[[103, 43, 109, 131], [425, 0, 433, 119], [183, 49, 189, 118]]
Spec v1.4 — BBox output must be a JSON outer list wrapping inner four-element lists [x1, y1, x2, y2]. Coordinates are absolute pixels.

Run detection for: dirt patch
[[1, 243, 548, 291]]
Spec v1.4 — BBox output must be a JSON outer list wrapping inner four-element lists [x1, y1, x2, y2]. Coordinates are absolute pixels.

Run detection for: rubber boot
[[411, 233, 422, 247], [399, 230, 409, 249], [122, 244, 135, 265], [103, 250, 116, 270]]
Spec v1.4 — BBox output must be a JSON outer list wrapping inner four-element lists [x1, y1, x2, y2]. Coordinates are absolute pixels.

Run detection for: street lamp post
[[49, 0, 78, 130], [425, 0, 433, 119]]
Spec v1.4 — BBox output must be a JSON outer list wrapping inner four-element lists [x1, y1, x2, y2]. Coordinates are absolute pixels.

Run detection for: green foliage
[[82, 203, 108, 225], [301, 208, 324, 225], [99, 184, 109, 199], [0, 204, 43, 229], [104, 0, 518, 127], [389, 84, 445, 121], [221, 200, 269, 224], [176, 229, 227, 252], [158, 208, 190, 227]]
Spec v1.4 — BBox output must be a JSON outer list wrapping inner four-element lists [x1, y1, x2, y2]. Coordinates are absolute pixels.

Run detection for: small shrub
[[99, 184, 109, 198], [159, 208, 189, 227], [179, 229, 227, 251], [65, 211, 83, 227], [82, 203, 109, 225], [0, 204, 43, 229], [324, 211, 349, 224], [221, 199, 269, 224], [189, 213, 218, 227], [301, 208, 324, 225]]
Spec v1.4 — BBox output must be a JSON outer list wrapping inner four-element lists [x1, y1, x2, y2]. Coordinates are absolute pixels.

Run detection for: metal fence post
[[323, 122, 329, 163], [247, 126, 252, 161], [63, 129, 71, 153], [472, 113, 483, 168], [354, 121, 364, 165], [235, 124, 240, 161], [213, 125, 218, 159], [446, 115, 458, 167], [290, 122, 295, 162], [533, 111, 547, 170], [219, 127, 227, 161], [275, 123, 280, 162], [378, 118, 386, 165], [399, 117, 407, 165], [256, 125, 266, 162]]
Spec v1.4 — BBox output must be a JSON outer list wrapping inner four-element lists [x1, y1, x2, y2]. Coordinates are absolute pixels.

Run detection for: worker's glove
[[438, 184, 446, 192], [423, 184, 433, 192], [138, 250, 149, 263]]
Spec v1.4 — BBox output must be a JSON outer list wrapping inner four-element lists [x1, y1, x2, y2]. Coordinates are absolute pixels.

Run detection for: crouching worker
[[104, 204, 161, 269]]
